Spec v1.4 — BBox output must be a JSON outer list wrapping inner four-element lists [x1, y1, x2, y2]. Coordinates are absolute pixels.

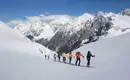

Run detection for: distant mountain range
[[7, 8, 130, 53]]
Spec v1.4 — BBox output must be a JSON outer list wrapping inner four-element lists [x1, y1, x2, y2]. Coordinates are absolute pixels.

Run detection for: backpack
[[68, 53, 73, 58], [76, 52, 80, 58]]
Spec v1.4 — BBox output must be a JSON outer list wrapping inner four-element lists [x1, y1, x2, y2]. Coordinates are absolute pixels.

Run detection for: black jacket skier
[[86, 51, 95, 67], [58, 53, 61, 62]]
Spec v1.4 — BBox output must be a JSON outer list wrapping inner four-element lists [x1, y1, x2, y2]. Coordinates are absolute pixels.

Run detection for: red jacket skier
[[75, 52, 84, 66]]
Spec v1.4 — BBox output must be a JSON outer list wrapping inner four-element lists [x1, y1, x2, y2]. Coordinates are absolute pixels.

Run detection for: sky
[[0, 0, 130, 22]]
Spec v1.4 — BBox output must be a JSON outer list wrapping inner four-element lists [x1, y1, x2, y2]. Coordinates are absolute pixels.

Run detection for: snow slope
[[73, 32, 130, 80], [0, 21, 53, 57], [1, 21, 130, 80]]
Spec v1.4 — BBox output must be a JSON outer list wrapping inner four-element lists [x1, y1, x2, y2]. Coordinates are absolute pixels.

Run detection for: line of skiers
[[53, 51, 95, 67], [45, 54, 50, 59]]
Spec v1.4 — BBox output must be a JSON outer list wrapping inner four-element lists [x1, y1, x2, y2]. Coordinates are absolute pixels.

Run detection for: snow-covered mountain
[[121, 8, 130, 16], [8, 13, 94, 39], [0, 21, 54, 57], [1, 20, 130, 80], [107, 13, 130, 37], [7, 9, 130, 53]]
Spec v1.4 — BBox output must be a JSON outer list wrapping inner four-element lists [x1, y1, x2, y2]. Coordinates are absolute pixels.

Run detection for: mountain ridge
[[7, 8, 130, 53]]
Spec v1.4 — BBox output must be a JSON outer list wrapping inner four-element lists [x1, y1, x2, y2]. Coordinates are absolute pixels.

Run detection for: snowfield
[[0, 21, 130, 80]]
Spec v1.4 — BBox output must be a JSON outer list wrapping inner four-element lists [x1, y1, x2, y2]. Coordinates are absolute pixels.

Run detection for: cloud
[[40, 14, 74, 22], [40, 14, 45, 17], [44, 12, 50, 15], [7, 14, 75, 28], [25, 16, 41, 21], [7, 20, 26, 27]]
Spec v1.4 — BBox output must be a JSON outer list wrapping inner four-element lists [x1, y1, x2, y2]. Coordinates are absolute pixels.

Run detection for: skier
[[47, 54, 50, 59], [86, 51, 95, 67], [58, 53, 61, 62], [68, 52, 74, 64], [62, 52, 67, 63], [45, 54, 47, 59], [53, 53, 57, 61], [75, 52, 84, 66]]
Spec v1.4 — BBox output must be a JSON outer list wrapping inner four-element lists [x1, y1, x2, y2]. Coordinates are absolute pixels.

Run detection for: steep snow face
[[0, 21, 52, 56], [107, 14, 130, 37], [112, 14, 130, 29], [34, 24, 54, 40], [1, 21, 130, 80]]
